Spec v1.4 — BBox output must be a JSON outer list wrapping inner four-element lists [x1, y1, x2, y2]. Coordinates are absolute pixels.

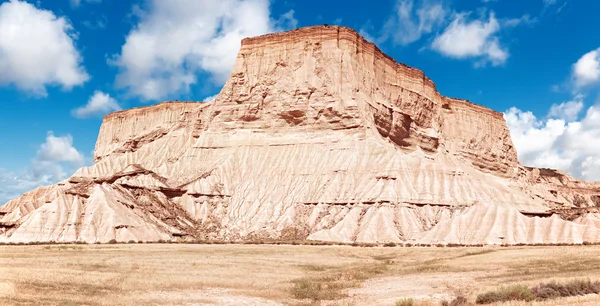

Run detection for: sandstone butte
[[1, 25, 600, 245]]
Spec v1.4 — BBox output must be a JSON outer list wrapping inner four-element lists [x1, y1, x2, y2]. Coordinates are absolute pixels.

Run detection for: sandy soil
[[1, 244, 600, 305]]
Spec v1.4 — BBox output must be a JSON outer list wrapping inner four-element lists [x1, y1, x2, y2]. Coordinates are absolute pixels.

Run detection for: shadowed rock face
[[2, 26, 600, 244]]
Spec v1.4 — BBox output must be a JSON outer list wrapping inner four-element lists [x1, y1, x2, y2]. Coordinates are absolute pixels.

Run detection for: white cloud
[[1, 132, 86, 205], [202, 94, 218, 102], [381, 0, 448, 45], [432, 12, 508, 66], [0, 0, 89, 96], [556, 2, 567, 14], [72, 91, 121, 118], [547, 95, 583, 121], [83, 14, 107, 29], [71, 0, 102, 8], [36, 132, 85, 165], [503, 14, 537, 28], [358, 26, 379, 44], [542, 0, 567, 14], [505, 97, 600, 182], [572, 48, 600, 88], [112, 0, 297, 101], [0, 168, 53, 205]]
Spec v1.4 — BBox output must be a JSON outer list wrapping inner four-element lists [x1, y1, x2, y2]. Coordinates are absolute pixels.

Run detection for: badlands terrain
[[1, 25, 600, 245]]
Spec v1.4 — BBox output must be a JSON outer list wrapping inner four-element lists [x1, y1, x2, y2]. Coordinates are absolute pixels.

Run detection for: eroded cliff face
[[2, 26, 600, 244], [210, 27, 518, 174]]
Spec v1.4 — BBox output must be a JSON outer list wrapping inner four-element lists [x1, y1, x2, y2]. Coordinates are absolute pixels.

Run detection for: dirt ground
[[1, 244, 600, 305]]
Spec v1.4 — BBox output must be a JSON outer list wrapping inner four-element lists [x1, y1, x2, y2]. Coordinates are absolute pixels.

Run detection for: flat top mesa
[[2, 25, 600, 245]]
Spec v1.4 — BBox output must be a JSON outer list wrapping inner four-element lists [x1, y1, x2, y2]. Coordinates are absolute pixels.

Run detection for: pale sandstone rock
[[1, 26, 600, 244]]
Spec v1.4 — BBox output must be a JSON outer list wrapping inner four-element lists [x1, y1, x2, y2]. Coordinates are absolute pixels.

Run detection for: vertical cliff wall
[[207, 26, 519, 176], [94, 102, 199, 162]]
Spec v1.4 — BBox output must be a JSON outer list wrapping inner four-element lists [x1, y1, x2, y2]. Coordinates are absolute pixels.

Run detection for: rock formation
[[2, 26, 600, 244]]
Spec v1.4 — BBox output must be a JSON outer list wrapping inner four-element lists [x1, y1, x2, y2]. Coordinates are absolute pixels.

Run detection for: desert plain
[[1, 243, 600, 305]]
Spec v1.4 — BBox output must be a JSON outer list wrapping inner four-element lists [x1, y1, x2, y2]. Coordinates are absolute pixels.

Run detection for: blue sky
[[1, 0, 600, 204]]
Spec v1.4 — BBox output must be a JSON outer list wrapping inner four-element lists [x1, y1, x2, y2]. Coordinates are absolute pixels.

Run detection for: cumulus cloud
[[72, 91, 121, 118], [506, 47, 600, 182], [36, 132, 85, 165], [547, 95, 583, 121], [112, 0, 297, 101], [572, 48, 600, 88], [432, 12, 508, 66], [505, 96, 600, 182], [0, 0, 89, 96], [0, 132, 86, 205], [374, 0, 448, 45]]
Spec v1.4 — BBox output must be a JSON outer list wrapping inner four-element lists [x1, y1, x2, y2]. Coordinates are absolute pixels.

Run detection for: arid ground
[[1, 244, 600, 305]]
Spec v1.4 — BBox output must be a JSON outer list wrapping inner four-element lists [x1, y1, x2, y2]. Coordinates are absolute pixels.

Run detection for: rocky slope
[[2, 26, 600, 244]]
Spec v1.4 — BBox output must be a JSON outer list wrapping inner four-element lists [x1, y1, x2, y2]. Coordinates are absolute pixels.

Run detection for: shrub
[[476, 279, 600, 304], [476, 285, 534, 304], [449, 296, 468, 306], [442, 296, 469, 306], [532, 279, 600, 298], [384, 242, 397, 247], [289, 278, 343, 301], [395, 298, 415, 306], [534, 286, 560, 299], [107, 239, 118, 244]]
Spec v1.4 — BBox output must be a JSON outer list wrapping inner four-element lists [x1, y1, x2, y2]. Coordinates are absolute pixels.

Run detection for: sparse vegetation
[[441, 296, 468, 306], [2, 238, 599, 247], [395, 298, 415, 306], [290, 263, 389, 301], [1, 244, 600, 305], [457, 249, 496, 258], [475, 279, 600, 304], [475, 285, 534, 304], [532, 278, 600, 299]]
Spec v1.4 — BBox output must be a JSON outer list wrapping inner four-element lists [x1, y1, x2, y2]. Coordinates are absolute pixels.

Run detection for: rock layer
[[2, 26, 600, 244]]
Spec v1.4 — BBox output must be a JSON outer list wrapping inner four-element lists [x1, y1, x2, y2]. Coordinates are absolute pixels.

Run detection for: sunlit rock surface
[[2, 26, 600, 244]]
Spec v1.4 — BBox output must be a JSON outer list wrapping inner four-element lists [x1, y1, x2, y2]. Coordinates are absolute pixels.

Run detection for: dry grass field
[[1, 244, 600, 305]]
